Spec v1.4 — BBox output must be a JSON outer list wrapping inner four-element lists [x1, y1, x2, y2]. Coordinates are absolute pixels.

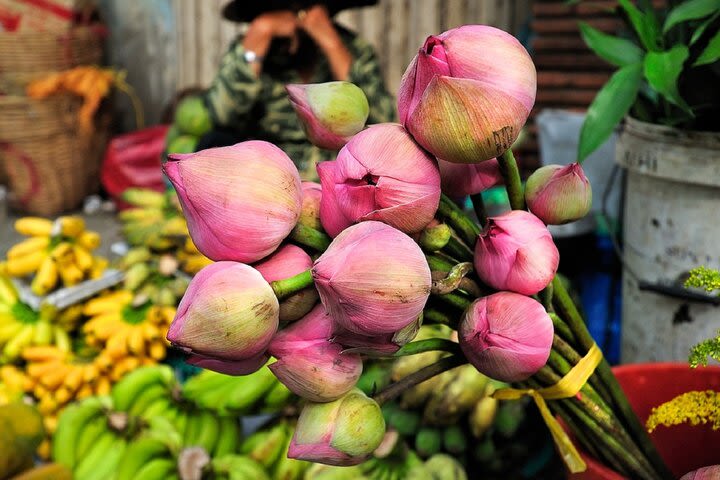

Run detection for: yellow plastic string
[[492, 343, 603, 474]]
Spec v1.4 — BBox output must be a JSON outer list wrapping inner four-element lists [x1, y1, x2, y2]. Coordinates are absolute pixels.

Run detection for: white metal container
[[617, 117, 720, 362]]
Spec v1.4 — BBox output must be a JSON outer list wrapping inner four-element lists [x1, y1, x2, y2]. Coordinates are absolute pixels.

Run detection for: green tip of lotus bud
[[305, 82, 370, 137], [330, 390, 386, 456]]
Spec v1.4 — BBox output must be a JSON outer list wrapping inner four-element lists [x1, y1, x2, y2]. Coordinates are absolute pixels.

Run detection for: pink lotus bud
[[167, 262, 279, 365], [681, 466, 720, 480], [459, 292, 553, 382], [312, 221, 431, 336], [288, 388, 385, 466], [268, 305, 362, 402], [474, 210, 559, 295], [438, 158, 503, 197], [317, 124, 441, 236], [300, 181, 323, 230], [525, 163, 592, 225], [186, 352, 269, 375], [163, 141, 302, 263], [330, 316, 421, 356], [398, 25, 536, 164], [254, 244, 319, 323], [286, 82, 369, 150]]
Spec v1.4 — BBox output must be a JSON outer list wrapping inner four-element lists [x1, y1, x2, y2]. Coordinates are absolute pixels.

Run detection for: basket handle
[[0, 142, 41, 208]]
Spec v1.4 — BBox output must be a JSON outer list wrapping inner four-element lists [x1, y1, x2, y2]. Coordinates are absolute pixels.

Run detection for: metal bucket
[[617, 117, 720, 362]]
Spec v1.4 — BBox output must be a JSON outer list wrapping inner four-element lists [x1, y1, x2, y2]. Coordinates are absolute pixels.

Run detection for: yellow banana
[[3, 324, 35, 360], [0, 276, 18, 304], [89, 257, 109, 279], [5, 250, 46, 277], [78, 231, 101, 250], [182, 254, 213, 274], [22, 345, 66, 363], [53, 326, 72, 352], [7, 236, 50, 260], [83, 291, 132, 316], [58, 261, 84, 287], [72, 245, 94, 272], [58, 216, 85, 238], [15, 217, 53, 237], [31, 257, 58, 296]]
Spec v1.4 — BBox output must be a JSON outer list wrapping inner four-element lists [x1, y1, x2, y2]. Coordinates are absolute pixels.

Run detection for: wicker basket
[[0, 24, 105, 75], [0, 95, 109, 216]]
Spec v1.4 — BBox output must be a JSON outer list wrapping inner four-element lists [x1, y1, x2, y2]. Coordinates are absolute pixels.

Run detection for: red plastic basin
[[569, 363, 720, 479]]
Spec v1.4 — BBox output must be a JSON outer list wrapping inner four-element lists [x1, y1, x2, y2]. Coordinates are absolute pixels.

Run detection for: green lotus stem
[[393, 338, 463, 357], [432, 291, 473, 311], [469, 193, 488, 227], [437, 194, 480, 247], [270, 270, 313, 300], [545, 350, 612, 417], [426, 254, 454, 272], [552, 334, 613, 406], [540, 283, 554, 311], [551, 277, 674, 480], [373, 355, 467, 406], [549, 312, 576, 344], [289, 223, 332, 252], [431, 262, 474, 295], [443, 235, 474, 262], [498, 149, 525, 211], [423, 308, 456, 328]]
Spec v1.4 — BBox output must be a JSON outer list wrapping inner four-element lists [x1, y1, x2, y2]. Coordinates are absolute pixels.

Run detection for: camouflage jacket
[[205, 25, 396, 180]]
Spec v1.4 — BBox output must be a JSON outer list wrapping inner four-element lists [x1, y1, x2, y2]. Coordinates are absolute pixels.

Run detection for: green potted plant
[[577, 0, 720, 364]]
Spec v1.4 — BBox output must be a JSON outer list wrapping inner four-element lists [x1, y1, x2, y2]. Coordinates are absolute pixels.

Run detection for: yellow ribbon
[[492, 343, 603, 474]]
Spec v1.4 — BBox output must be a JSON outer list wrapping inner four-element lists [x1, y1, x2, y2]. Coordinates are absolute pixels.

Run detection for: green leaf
[[579, 22, 644, 67], [694, 29, 720, 65], [617, 0, 661, 51], [643, 45, 692, 112], [663, 0, 720, 33], [690, 11, 720, 45], [577, 63, 643, 162]]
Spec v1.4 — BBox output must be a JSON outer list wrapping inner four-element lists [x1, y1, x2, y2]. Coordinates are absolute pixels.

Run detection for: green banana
[[303, 463, 369, 480], [122, 188, 168, 209], [191, 409, 220, 453], [171, 408, 190, 440], [469, 396, 498, 438], [225, 366, 277, 412], [74, 415, 110, 463], [124, 262, 151, 291], [241, 421, 289, 469], [144, 415, 183, 453], [128, 383, 171, 417], [212, 416, 242, 457], [415, 427, 443, 458], [213, 455, 270, 480], [423, 454, 468, 480], [72, 430, 117, 480], [140, 396, 174, 420], [157, 287, 177, 306], [116, 437, 172, 480], [79, 437, 127, 480], [262, 381, 294, 411], [52, 397, 110, 469], [134, 457, 177, 480], [271, 424, 308, 480], [112, 365, 175, 412], [121, 246, 152, 266], [182, 408, 205, 447], [387, 409, 421, 436], [494, 400, 525, 438]]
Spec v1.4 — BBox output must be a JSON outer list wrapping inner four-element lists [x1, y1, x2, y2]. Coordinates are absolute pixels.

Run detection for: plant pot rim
[[623, 116, 720, 150]]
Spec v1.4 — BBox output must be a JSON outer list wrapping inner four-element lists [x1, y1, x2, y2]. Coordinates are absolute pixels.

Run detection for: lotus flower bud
[[331, 315, 421, 356], [286, 82, 369, 151], [300, 181, 323, 230], [254, 244, 319, 323], [680, 466, 720, 480], [268, 305, 362, 402], [398, 25, 536, 164], [288, 388, 385, 466], [167, 262, 279, 368], [186, 352, 269, 375], [474, 210, 559, 295], [525, 163, 592, 225], [313, 221, 431, 336], [438, 158, 503, 197], [317, 124, 441, 237], [163, 141, 302, 263], [459, 292, 553, 382]]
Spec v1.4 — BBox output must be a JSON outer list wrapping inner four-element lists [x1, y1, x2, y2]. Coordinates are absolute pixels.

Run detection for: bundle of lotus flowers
[[158, 24, 674, 479]]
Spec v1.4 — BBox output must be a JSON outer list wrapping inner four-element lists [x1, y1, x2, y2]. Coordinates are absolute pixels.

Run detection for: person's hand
[[297, 4, 340, 50], [253, 10, 298, 38]]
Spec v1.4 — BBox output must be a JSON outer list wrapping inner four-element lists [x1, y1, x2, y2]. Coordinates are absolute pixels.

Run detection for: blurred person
[[200, 0, 396, 179]]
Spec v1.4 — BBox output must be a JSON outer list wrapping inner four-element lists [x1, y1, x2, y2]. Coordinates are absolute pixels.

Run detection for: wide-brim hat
[[222, 0, 378, 23]]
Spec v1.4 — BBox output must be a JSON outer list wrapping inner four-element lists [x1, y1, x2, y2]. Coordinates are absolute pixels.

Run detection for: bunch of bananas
[[181, 362, 294, 416], [19, 345, 117, 437], [176, 237, 213, 275], [111, 366, 244, 458], [119, 188, 189, 251], [82, 290, 173, 364], [120, 247, 190, 307], [2, 216, 106, 295], [0, 277, 72, 362]]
